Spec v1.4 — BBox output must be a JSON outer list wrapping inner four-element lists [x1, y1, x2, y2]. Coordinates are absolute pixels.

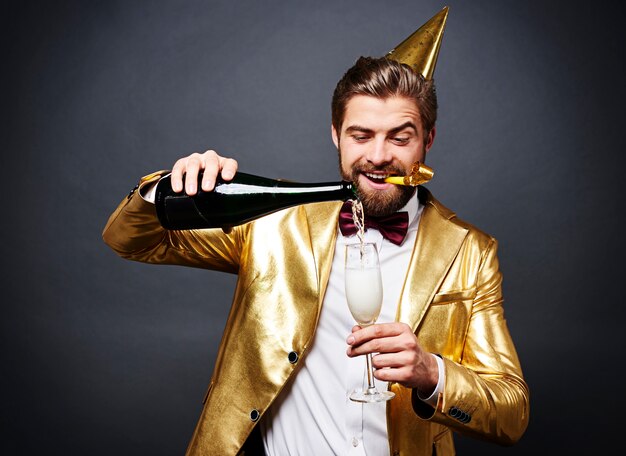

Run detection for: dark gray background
[[2, 0, 624, 454]]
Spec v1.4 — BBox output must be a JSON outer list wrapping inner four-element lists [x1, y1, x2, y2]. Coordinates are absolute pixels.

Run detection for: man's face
[[332, 95, 435, 217]]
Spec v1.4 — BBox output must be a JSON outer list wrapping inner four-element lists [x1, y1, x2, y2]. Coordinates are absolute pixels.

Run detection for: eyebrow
[[389, 121, 419, 136], [345, 125, 374, 135], [344, 121, 419, 136]]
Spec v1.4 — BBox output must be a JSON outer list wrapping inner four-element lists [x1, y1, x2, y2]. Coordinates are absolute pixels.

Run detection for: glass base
[[349, 389, 395, 403]]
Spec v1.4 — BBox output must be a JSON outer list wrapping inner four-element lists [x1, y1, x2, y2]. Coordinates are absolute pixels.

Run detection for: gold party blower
[[384, 162, 434, 186]]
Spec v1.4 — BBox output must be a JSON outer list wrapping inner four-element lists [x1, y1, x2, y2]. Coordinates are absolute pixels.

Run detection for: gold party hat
[[385, 6, 449, 80]]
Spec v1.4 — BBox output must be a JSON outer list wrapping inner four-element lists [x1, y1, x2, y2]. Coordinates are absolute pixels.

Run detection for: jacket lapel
[[397, 188, 469, 332], [302, 201, 343, 310]]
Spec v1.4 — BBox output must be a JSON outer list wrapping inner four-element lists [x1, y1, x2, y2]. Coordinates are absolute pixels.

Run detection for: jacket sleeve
[[102, 172, 245, 274], [412, 238, 530, 445]]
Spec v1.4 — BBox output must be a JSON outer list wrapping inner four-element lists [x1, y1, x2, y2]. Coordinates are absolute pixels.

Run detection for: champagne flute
[[345, 243, 395, 403]]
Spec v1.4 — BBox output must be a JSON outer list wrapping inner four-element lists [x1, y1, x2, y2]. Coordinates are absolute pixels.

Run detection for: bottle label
[[216, 183, 345, 195]]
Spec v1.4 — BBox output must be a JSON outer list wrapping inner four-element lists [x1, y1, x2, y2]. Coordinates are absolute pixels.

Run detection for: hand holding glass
[[345, 243, 395, 403]]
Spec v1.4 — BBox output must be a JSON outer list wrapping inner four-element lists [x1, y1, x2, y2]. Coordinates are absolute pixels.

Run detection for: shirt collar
[[403, 191, 420, 231]]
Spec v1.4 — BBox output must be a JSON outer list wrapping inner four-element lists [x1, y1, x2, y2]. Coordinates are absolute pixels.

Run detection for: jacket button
[[250, 409, 260, 422], [288, 351, 299, 364], [448, 406, 460, 418]]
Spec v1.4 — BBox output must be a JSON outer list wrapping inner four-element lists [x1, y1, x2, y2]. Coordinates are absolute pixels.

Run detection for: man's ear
[[331, 124, 339, 149], [424, 127, 436, 154]]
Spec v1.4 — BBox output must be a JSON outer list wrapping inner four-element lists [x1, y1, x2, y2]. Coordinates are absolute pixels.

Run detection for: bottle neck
[[344, 181, 358, 200]]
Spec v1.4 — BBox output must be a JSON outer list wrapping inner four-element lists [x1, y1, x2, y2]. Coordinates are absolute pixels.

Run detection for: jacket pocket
[[433, 426, 454, 455], [419, 291, 473, 358], [431, 289, 474, 305]]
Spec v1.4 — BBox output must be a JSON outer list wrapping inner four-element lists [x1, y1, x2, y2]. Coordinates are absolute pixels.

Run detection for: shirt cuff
[[142, 181, 158, 203], [134, 170, 169, 203], [416, 353, 445, 407]]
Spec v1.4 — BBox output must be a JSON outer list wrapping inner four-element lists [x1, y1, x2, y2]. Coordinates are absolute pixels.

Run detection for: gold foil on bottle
[[384, 162, 434, 186]]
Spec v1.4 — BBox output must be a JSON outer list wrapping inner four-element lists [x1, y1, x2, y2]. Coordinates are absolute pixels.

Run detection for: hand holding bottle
[[170, 149, 239, 195]]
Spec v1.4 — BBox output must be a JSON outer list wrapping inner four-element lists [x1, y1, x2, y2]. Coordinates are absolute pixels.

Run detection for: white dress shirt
[[261, 194, 445, 455]]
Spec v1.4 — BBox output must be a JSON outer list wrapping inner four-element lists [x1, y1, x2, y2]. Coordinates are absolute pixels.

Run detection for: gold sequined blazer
[[103, 173, 529, 455]]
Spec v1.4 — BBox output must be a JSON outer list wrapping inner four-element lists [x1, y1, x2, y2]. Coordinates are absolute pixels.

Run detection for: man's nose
[[366, 138, 391, 165]]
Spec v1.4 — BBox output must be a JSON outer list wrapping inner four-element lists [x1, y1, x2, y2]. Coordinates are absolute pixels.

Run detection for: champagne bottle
[[154, 171, 357, 230]]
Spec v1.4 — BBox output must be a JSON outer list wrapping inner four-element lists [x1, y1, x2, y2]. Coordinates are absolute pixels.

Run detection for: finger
[[372, 365, 415, 385], [346, 322, 407, 347], [347, 334, 393, 357], [184, 153, 203, 195], [347, 331, 421, 358], [171, 158, 187, 193], [346, 338, 390, 358], [200, 150, 221, 191], [219, 157, 238, 181], [371, 351, 417, 370]]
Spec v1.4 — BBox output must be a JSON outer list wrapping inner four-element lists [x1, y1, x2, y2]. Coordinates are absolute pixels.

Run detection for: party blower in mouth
[[384, 162, 434, 186]]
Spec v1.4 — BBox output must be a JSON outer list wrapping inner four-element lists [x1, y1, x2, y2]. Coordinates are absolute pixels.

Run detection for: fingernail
[[347, 335, 355, 345], [222, 171, 233, 180]]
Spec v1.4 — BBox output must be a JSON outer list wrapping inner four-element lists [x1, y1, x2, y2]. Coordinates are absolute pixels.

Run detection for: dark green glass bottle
[[155, 171, 356, 230]]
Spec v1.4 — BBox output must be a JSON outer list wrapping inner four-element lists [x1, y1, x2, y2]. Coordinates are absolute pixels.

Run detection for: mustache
[[351, 164, 407, 176]]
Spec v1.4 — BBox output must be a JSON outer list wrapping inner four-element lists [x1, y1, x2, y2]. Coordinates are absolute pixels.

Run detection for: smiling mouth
[[362, 172, 394, 183]]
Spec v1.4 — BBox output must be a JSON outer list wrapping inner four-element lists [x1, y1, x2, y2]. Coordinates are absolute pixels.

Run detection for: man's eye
[[392, 137, 410, 144], [352, 135, 369, 142]]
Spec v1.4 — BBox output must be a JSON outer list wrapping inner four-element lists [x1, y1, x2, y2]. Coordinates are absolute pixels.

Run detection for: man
[[103, 8, 529, 455]]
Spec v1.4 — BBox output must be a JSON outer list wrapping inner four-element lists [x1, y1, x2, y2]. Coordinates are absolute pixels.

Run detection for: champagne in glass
[[345, 243, 395, 403]]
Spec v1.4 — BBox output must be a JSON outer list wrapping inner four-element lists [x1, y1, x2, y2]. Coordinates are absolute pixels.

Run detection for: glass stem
[[365, 353, 377, 394]]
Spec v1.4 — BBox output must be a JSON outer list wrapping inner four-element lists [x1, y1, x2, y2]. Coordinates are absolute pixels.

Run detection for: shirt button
[[288, 351, 299, 364], [352, 437, 359, 447]]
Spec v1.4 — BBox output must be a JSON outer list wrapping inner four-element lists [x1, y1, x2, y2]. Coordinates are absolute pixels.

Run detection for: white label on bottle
[[216, 184, 343, 195]]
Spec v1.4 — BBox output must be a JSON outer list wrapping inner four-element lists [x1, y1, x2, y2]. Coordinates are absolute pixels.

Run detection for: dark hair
[[331, 56, 438, 135]]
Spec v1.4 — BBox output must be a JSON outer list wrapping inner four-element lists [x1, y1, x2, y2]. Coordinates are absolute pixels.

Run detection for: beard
[[339, 159, 417, 217]]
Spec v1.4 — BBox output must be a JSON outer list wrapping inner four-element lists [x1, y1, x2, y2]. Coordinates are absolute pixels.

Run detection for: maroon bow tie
[[338, 201, 409, 246]]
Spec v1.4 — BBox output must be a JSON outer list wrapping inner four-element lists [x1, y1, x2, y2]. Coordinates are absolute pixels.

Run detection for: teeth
[[364, 172, 390, 180]]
